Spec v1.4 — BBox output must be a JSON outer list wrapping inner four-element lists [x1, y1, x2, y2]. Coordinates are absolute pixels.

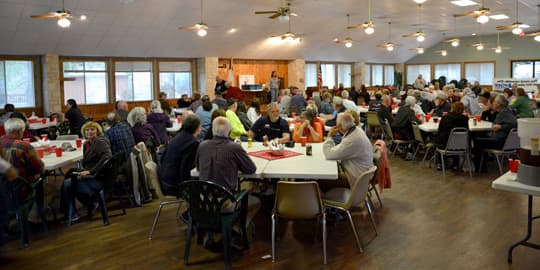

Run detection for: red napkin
[[249, 150, 303, 161]]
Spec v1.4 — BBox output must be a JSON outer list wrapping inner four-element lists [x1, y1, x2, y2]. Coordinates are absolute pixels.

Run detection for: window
[[159, 61, 192, 98], [511, 60, 540, 79], [336, 64, 352, 88], [384, 65, 395, 86], [0, 60, 35, 108], [115, 61, 153, 101], [465, 62, 495, 85], [63, 61, 108, 104], [364, 64, 371, 86], [406, 64, 431, 85], [305, 63, 317, 87], [320, 64, 335, 88], [372, 64, 383, 86], [434, 64, 461, 83]]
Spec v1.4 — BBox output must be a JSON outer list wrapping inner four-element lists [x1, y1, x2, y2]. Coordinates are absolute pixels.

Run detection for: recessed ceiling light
[[451, 0, 479, 7], [228, 28, 237, 33], [490, 14, 509, 20]]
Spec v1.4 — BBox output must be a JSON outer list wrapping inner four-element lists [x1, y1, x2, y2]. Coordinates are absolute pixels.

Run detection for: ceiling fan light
[[345, 41, 353, 48], [197, 28, 207, 37], [80, 15, 86, 20], [57, 17, 71, 28], [451, 40, 459, 47], [416, 35, 425, 42], [365, 26, 375, 35], [413, 0, 427, 3], [278, 14, 289, 22], [476, 15, 489, 24], [418, 48, 424, 54], [386, 45, 394, 51], [495, 47, 502, 53], [476, 44, 484, 50], [534, 35, 540, 42], [441, 50, 447, 56], [511, 27, 523, 35]]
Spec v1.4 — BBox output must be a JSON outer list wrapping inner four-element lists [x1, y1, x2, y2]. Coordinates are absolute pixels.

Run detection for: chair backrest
[[145, 161, 165, 198], [346, 166, 378, 208], [137, 142, 153, 164], [411, 122, 424, 144], [502, 128, 520, 153], [382, 119, 394, 140], [179, 180, 238, 229], [95, 152, 125, 183], [56, 135, 79, 140], [274, 181, 323, 220], [366, 111, 381, 127], [444, 127, 469, 152]]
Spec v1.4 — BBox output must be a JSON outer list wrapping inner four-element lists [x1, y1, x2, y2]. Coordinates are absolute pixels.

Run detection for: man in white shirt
[[341, 90, 360, 114], [321, 113, 373, 189]]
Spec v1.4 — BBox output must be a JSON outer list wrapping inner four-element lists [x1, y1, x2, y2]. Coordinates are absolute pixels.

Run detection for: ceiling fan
[[443, 16, 460, 47], [525, 5, 540, 42], [496, 0, 529, 35], [491, 32, 511, 53], [454, 0, 491, 24], [30, 0, 85, 28], [334, 14, 354, 48], [434, 49, 448, 56], [377, 22, 397, 51], [178, 0, 209, 37], [347, 0, 375, 35], [271, 18, 302, 42], [255, 0, 297, 21], [409, 47, 425, 54], [402, 4, 425, 42], [471, 42, 487, 51]]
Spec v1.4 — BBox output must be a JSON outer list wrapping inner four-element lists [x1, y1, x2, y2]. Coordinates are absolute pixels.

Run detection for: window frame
[[60, 58, 110, 105], [510, 59, 540, 79], [156, 59, 196, 99], [464, 61, 496, 86], [112, 58, 155, 102], [365, 63, 396, 87], [0, 56, 38, 109], [433, 62, 462, 84], [305, 61, 353, 88]]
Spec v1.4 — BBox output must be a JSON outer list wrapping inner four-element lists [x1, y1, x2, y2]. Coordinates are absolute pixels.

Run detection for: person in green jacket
[[509, 88, 534, 118]]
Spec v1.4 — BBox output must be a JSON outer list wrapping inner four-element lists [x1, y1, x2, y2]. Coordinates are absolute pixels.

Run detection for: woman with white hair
[[127, 106, 161, 145], [147, 100, 172, 144]]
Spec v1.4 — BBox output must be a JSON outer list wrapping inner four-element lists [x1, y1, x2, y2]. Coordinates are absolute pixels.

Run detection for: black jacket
[[436, 113, 468, 148]]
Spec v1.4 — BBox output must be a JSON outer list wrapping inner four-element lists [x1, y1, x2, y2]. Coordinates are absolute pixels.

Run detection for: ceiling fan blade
[[347, 24, 366, 29], [496, 25, 513, 30], [402, 33, 416, 37], [454, 12, 476, 17], [525, 31, 540, 36], [31, 12, 60, 19], [269, 13, 281, 19], [289, 12, 298, 17], [179, 25, 198, 30], [255, 11, 277, 14]]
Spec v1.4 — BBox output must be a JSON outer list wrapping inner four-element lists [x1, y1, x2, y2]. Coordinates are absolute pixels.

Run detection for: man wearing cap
[[433, 93, 451, 117]]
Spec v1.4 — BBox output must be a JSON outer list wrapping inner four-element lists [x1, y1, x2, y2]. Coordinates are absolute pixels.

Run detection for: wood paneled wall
[[218, 59, 289, 88]]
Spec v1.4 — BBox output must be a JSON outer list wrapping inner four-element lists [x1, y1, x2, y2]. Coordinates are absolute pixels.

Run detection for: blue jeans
[[271, 88, 279, 103]]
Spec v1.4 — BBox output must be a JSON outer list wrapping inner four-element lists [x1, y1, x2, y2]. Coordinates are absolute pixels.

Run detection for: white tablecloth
[[28, 118, 58, 130], [419, 119, 492, 133], [492, 171, 540, 196], [31, 140, 83, 170]]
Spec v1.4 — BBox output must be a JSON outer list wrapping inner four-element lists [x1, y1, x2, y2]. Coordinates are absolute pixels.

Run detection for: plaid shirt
[[1, 134, 44, 181], [105, 122, 135, 156]]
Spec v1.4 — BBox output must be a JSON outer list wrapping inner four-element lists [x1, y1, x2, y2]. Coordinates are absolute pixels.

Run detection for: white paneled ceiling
[[0, 0, 538, 62]]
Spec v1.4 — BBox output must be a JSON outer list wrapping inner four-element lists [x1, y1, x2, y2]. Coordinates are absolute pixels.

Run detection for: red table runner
[[249, 149, 303, 161]]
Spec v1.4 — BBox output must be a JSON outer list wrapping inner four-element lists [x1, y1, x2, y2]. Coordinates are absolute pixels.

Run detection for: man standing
[[249, 102, 290, 144], [215, 76, 228, 98], [197, 117, 256, 192], [323, 113, 373, 188], [160, 115, 201, 195]]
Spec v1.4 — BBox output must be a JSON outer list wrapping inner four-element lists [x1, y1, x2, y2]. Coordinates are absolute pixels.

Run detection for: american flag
[[317, 65, 322, 91]]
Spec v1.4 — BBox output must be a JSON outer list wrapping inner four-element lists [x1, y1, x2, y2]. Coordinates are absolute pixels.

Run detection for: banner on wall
[[493, 78, 539, 93]]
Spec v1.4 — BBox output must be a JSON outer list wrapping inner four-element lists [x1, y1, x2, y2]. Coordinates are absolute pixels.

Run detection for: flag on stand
[[317, 65, 322, 91]]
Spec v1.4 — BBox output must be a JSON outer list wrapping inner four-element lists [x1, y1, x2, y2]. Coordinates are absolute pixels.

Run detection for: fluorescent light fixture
[[489, 14, 509, 20], [450, 0, 478, 7]]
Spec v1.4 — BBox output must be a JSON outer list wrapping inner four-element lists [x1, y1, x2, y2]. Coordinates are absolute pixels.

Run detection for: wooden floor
[[1, 156, 540, 270]]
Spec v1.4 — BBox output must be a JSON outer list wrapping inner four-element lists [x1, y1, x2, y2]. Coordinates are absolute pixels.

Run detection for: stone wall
[[41, 54, 61, 115], [353, 62, 365, 87], [287, 59, 305, 90], [204, 57, 218, 99]]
